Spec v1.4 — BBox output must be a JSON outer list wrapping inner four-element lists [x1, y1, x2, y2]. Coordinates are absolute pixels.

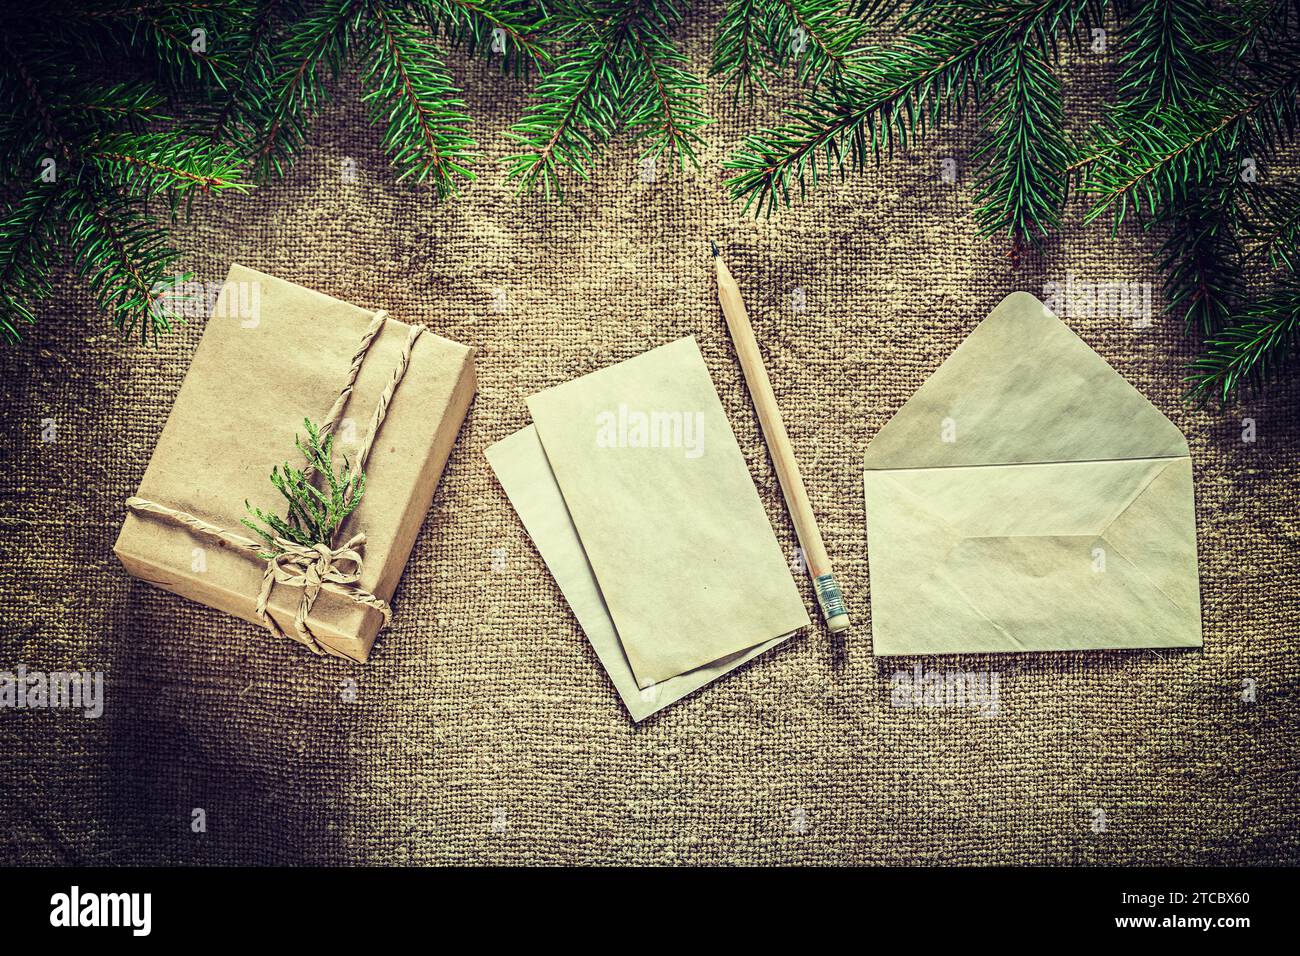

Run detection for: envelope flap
[[863, 292, 1189, 469]]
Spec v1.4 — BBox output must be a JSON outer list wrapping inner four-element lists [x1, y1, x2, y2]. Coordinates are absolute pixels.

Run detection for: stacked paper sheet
[[488, 337, 809, 720]]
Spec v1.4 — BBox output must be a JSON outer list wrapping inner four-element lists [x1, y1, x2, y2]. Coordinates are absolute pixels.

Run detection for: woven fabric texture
[[2, 10, 1297, 865]]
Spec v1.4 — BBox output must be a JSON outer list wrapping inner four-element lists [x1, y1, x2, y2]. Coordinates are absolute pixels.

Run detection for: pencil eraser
[[813, 572, 849, 632]]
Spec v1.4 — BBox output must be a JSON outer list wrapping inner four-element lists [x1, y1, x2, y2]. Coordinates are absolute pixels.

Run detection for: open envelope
[[863, 292, 1202, 655]]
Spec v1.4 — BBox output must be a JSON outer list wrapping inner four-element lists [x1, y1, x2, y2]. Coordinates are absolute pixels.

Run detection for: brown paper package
[[114, 264, 477, 662]]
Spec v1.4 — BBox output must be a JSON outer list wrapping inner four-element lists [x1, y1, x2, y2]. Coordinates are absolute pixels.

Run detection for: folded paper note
[[486, 426, 788, 721], [488, 336, 808, 718], [863, 291, 1202, 655], [114, 265, 476, 663]]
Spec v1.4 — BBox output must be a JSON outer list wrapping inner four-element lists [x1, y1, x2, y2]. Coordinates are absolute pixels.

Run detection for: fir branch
[[711, 0, 774, 99], [0, 184, 61, 345], [725, 37, 978, 216], [60, 81, 168, 127], [1081, 44, 1300, 227], [1160, 178, 1244, 335], [414, 0, 552, 72], [85, 130, 248, 196], [1116, 0, 1215, 112], [1242, 179, 1300, 273], [243, 418, 366, 555], [972, 28, 1067, 254], [362, 3, 477, 193], [67, 0, 234, 90], [726, 0, 1107, 217], [64, 184, 187, 342], [1208, 0, 1300, 61], [622, 0, 708, 167], [251, 0, 367, 179], [507, 0, 705, 199], [206, 0, 294, 150], [763, 0, 871, 88], [0, 36, 75, 173], [0, 29, 239, 342], [504, 13, 625, 199], [1187, 280, 1300, 403], [1079, 0, 1234, 334], [135, 10, 228, 89]]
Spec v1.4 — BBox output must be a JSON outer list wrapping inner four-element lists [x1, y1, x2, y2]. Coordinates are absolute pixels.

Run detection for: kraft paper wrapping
[[504, 336, 808, 702], [113, 264, 477, 662], [863, 291, 1202, 655]]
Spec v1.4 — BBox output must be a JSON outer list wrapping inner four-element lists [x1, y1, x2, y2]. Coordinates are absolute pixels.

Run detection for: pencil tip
[[709, 240, 719, 258]]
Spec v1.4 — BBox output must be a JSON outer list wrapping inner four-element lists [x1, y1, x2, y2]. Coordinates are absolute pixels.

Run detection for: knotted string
[[126, 309, 424, 656]]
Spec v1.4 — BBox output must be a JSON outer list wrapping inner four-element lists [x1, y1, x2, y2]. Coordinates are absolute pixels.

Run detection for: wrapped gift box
[[114, 264, 476, 662]]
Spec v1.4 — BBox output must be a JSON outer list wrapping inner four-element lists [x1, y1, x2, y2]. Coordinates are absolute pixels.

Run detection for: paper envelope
[[863, 292, 1202, 655]]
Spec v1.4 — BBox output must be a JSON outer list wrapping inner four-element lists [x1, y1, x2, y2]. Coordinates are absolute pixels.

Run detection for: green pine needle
[[763, 0, 873, 88], [363, 4, 478, 194], [725, 0, 1105, 223], [1159, 179, 1244, 336], [973, 30, 1067, 253], [64, 184, 190, 343], [0, 5, 258, 343], [622, 0, 709, 168], [505, 0, 707, 200], [0, 183, 60, 345], [1081, 39, 1300, 229], [1116, 0, 1215, 113], [85, 130, 249, 197], [1242, 179, 1300, 273], [250, 0, 367, 180], [415, 0, 552, 73], [711, 0, 875, 99], [711, 0, 776, 100], [204, 0, 296, 152], [1187, 281, 1300, 404]]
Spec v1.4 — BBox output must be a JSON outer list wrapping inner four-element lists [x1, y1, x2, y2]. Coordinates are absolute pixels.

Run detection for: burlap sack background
[[2, 8, 1297, 865]]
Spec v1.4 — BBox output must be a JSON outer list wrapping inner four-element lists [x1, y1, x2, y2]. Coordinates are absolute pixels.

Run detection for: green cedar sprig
[[243, 418, 366, 557]]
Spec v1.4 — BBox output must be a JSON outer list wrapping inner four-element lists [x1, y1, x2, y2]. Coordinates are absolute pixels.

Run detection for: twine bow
[[254, 532, 392, 651], [126, 309, 422, 657]]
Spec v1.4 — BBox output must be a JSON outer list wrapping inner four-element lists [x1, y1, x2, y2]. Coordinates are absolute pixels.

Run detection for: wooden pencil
[[712, 243, 850, 633]]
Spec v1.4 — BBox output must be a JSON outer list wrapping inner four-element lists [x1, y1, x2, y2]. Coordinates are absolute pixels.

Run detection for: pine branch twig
[[973, 26, 1068, 255], [506, 0, 705, 199], [363, 3, 477, 194], [251, 0, 366, 179], [726, 0, 1106, 220], [1187, 281, 1300, 403], [710, 0, 774, 99], [243, 418, 366, 557]]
